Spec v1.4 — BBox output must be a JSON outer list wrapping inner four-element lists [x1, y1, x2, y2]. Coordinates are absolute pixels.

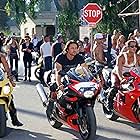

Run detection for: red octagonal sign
[[82, 3, 103, 25]]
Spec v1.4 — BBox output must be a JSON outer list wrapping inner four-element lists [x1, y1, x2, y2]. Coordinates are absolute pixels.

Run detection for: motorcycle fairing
[[114, 90, 140, 123]]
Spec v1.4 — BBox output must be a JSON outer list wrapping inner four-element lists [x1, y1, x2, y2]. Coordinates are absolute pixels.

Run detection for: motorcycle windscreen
[[67, 67, 93, 82]]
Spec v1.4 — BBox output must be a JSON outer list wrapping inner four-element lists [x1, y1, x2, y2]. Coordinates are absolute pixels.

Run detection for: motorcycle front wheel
[[0, 105, 6, 138], [46, 102, 63, 129], [78, 107, 96, 140]]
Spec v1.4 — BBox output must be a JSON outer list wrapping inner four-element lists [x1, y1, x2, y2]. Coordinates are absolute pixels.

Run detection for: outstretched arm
[[0, 53, 16, 87]]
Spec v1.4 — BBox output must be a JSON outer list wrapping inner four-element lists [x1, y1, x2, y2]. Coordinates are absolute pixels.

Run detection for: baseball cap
[[56, 33, 62, 39], [94, 33, 104, 40]]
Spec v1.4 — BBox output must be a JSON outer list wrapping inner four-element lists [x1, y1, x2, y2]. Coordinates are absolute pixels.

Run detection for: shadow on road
[[59, 127, 80, 140], [96, 135, 120, 140], [0, 127, 56, 140], [17, 80, 39, 86], [59, 127, 120, 140], [17, 108, 46, 119], [98, 125, 140, 139], [115, 119, 140, 130]]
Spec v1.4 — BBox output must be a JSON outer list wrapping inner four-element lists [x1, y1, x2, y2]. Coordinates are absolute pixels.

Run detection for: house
[[20, 0, 58, 40], [7, 19, 20, 36]]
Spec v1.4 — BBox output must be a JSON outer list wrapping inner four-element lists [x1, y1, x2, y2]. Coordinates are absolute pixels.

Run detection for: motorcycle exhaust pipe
[[36, 83, 48, 107]]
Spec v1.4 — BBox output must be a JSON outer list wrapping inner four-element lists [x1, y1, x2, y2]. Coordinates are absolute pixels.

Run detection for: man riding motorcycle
[[107, 40, 140, 110], [0, 53, 23, 126], [55, 40, 85, 91], [46, 40, 85, 114]]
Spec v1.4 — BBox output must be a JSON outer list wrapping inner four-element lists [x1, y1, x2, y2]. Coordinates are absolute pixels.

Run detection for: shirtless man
[[92, 33, 106, 85]]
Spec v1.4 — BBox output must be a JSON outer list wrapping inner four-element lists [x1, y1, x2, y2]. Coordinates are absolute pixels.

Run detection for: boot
[[11, 113, 23, 126], [9, 101, 23, 127], [29, 77, 31, 82], [106, 87, 118, 111]]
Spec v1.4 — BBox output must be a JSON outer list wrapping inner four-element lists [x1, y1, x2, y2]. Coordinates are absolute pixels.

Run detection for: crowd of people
[[0, 29, 140, 86], [0, 28, 140, 127]]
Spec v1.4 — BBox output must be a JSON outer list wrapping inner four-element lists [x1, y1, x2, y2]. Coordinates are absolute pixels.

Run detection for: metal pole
[[139, 0, 140, 29]]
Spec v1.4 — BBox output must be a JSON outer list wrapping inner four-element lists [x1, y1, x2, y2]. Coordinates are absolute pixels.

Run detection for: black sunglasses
[[129, 45, 136, 48]]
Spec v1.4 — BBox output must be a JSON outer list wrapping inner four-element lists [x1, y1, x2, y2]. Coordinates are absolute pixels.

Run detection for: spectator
[[52, 34, 64, 60], [83, 37, 91, 56], [40, 35, 52, 71], [7, 37, 20, 81], [21, 35, 34, 82], [116, 35, 126, 54], [32, 34, 39, 48], [133, 29, 140, 46], [127, 33, 135, 40], [77, 40, 85, 57], [111, 30, 122, 49], [35, 36, 44, 54]]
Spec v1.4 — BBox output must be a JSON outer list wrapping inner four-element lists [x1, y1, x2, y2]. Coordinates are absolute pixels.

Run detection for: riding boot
[[10, 112, 23, 126], [46, 100, 54, 117], [9, 100, 23, 126], [106, 87, 118, 110]]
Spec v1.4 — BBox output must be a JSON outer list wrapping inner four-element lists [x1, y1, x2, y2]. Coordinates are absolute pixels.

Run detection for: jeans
[[23, 56, 32, 78], [43, 56, 52, 71], [9, 55, 18, 72]]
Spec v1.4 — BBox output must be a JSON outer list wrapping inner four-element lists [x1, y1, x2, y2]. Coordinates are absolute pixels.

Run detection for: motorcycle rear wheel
[[79, 107, 96, 140], [103, 105, 119, 121], [0, 105, 6, 138]]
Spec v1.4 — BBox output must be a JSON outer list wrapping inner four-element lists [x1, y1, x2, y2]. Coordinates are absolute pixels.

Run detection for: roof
[[26, 11, 58, 25]]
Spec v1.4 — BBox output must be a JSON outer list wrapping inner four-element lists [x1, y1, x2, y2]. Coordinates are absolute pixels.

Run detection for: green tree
[[0, 0, 9, 30], [88, 0, 138, 35], [5, 0, 138, 38]]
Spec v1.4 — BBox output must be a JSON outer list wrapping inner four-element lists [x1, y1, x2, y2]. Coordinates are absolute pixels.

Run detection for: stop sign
[[82, 3, 102, 25]]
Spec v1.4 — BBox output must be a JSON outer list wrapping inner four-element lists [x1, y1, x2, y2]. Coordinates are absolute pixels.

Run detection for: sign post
[[82, 3, 103, 57]]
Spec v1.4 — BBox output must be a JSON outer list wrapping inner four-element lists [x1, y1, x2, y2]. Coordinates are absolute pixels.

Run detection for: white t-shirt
[[32, 38, 38, 46], [40, 42, 52, 58], [135, 37, 140, 46]]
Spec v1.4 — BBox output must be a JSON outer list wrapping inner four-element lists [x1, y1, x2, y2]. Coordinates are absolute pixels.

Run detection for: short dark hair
[[44, 34, 50, 39], [24, 35, 31, 40], [84, 37, 89, 40]]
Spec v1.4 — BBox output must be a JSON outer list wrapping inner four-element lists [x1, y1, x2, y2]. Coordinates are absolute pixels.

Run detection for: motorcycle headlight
[[84, 91, 94, 98], [3, 85, 11, 95]]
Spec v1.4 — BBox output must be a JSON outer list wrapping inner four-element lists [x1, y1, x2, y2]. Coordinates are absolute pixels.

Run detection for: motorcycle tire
[[103, 104, 119, 121], [79, 107, 96, 140], [0, 105, 6, 138], [34, 67, 41, 81], [46, 107, 62, 129]]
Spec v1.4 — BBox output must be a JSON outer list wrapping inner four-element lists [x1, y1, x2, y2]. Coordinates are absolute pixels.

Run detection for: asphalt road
[[0, 64, 140, 140]]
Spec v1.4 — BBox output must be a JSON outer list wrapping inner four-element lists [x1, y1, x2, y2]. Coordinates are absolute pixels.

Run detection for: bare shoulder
[[136, 53, 140, 59], [116, 53, 125, 63], [0, 53, 5, 58], [94, 45, 100, 52]]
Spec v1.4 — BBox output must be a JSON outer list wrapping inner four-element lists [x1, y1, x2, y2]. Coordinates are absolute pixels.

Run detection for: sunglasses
[[129, 45, 136, 48]]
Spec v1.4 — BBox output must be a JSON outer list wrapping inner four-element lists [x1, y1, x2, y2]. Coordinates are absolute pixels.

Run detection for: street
[[0, 66, 139, 140]]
